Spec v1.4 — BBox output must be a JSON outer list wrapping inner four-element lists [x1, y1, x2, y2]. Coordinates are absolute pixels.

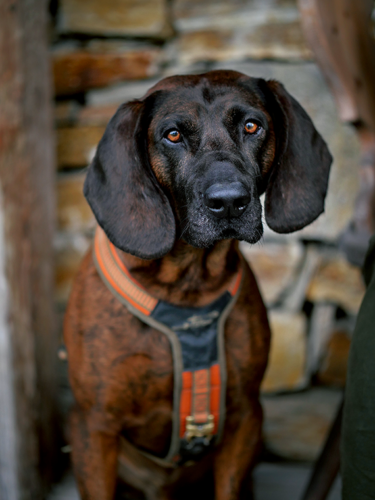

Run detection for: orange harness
[[94, 226, 243, 466]]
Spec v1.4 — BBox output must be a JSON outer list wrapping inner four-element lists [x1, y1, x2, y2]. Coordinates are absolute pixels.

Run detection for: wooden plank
[[0, 0, 59, 498], [53, 44, 161, 96]]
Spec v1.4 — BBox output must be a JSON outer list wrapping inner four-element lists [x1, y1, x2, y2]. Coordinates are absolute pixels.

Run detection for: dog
[[64, 70, 332, 500]]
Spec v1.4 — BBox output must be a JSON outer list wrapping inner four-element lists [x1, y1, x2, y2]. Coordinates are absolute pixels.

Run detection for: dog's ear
[[84, 100, 176, 259], [261, 80, 333, 233]]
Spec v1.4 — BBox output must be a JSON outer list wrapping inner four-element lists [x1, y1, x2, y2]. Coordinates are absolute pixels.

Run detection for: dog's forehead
[[147, 73, 265, 121], [144, 70, 257, 95]]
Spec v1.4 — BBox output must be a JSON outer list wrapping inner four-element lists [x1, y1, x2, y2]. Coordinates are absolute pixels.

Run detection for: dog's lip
[[181, 220, 263, 247], [184, 204, 259, 235]]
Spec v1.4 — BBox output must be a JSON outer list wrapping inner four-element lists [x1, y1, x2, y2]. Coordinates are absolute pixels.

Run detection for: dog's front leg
[[213, 402, 262, 500], [70, 406, 119, 500]]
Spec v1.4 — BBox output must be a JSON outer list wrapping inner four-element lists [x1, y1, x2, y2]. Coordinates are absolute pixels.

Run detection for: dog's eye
[[244, 122, 259, 134], [166, 130, 181, 143]]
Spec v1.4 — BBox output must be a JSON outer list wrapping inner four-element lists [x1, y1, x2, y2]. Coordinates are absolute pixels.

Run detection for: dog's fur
[[64, 70, 332, 500]]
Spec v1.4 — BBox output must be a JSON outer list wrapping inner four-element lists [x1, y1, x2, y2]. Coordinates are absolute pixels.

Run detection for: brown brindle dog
[[64, 70, 332, 500]]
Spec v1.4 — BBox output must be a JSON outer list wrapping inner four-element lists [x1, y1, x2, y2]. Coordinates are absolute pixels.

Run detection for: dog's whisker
[[179, 221, 192, 239]]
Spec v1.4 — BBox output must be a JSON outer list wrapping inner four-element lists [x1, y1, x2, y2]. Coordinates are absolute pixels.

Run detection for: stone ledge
[[54, 232, 92, 305], [261, 310, 308, 393], [306, 252, 365, 314], [317, 329, 351, 388], [170, 22, 312, 66], [241, 240, 304, 306], [262, 387, 342, 461], [58, 0, 173, 38], [169, 0, 312, 65], [57, 171, 95, 232], [86, 78, 161, 107], [57, 126, 105, 169]]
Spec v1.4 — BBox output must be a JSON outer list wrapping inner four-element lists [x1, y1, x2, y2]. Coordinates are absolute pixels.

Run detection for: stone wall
[[51, 0, 363, 461]]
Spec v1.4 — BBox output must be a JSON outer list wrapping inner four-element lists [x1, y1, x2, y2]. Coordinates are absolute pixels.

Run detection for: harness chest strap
[[93, 226, 243, 465]]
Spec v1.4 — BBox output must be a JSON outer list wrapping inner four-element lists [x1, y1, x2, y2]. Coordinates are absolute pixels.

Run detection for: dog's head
[[84, 70, 332, 259]]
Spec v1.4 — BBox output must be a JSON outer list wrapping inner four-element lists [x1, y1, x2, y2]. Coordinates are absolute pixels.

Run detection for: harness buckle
[[185, 415, 215, 442]]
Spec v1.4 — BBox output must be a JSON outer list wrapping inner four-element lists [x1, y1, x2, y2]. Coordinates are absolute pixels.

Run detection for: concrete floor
[[253, 463, 341, 500], [48, 463, 341, 500]]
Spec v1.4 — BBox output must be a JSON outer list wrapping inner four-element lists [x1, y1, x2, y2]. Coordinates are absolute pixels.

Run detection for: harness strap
[[93, 226, 243, 466], [94, 226, 158, 315]]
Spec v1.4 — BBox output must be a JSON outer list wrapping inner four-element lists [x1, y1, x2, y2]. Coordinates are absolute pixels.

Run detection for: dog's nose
[[204, 182, 250, 219]]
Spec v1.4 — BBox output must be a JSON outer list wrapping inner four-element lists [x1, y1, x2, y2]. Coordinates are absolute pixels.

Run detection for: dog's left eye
[[165, 130, 181, 143], [244, 121, 259, 134]]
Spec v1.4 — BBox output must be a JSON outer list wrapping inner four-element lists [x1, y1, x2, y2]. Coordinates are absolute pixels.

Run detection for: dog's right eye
[[244, 121, 259, 134], [165, 130, 181, 143]]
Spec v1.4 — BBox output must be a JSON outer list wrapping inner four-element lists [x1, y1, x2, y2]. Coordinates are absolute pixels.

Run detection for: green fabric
[[342, 235, 375, 499]]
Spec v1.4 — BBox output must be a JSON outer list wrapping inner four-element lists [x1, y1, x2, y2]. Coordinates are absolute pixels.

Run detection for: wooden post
[[0, 1, 59, 499], [298, 0, 375, 266], [298, 2, 375, 499]]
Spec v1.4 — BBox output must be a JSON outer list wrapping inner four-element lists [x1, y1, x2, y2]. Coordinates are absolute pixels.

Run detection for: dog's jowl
[[65, 70, 332, 500]]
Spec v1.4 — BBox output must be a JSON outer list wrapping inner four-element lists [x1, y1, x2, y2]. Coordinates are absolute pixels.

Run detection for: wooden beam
[[0, 0, 59, 498]]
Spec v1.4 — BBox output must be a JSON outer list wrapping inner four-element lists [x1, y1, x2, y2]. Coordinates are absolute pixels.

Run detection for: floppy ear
[[84, 100, 176, 259], [261, 80, 333, 233]]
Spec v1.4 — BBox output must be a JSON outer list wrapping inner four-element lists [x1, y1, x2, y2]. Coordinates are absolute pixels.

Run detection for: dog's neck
[[118, 239, 241, 307]]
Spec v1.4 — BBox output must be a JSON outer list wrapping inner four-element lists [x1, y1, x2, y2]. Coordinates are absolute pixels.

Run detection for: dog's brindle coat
[[65, 70, 332, 500]]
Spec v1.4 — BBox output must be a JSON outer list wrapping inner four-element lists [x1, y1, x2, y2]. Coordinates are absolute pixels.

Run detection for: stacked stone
[[52, 0, 362, 462]]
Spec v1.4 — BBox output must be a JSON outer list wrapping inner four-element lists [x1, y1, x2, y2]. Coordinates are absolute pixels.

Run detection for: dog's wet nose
[[204, 182, 250, 218]]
